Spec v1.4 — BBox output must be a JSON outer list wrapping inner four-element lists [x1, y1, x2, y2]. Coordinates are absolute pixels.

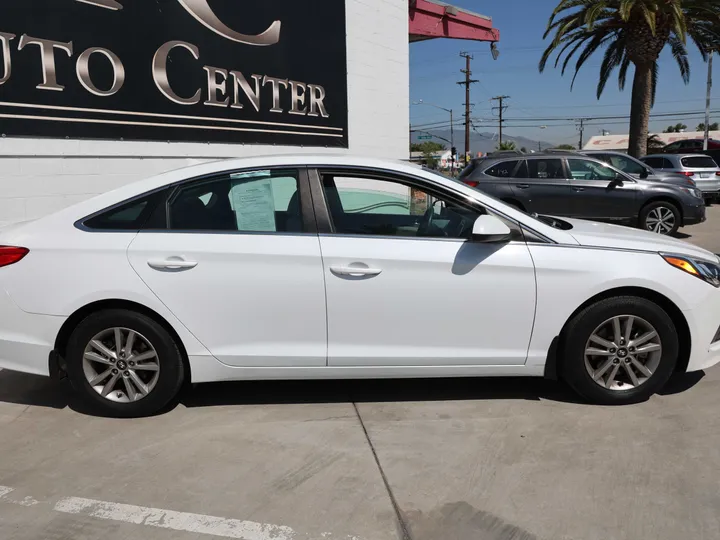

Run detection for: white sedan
[[1, 155, 719, 416]]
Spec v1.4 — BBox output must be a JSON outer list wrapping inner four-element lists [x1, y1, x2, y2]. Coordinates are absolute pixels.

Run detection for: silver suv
[[641, 154, 720, 200], [581, 150, 697, 185]]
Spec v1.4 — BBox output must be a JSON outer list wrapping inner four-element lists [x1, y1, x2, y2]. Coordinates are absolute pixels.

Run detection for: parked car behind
[[459, 151, 705, 235], [641, 154, 720, 202], [580, 150, 699, 187], [662, 138, 720, 154]]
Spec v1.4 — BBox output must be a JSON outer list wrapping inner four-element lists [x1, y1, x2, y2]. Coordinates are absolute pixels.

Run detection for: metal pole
[[498, 97, 504, 145], [450, 109, 455, 172], [464, 55, 471, 163], [704, 51, 713, 151]]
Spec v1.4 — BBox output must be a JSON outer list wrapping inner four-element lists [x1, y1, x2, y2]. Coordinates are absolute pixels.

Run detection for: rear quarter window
[[82, 192, 164, 230], [484, 160, 519, 178], [681, 156, 718, 168]]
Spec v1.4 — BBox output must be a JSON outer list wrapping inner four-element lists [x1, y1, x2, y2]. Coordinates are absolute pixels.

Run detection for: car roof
[[644, 153, 710, 158]]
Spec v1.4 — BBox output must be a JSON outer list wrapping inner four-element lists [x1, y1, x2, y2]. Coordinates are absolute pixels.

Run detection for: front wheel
[[561, 296, 678, 405], [639, 201, 680, 236], [65, 309, 185, 417]]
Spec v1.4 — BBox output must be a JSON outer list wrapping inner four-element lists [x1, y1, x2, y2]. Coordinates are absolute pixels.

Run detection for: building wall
[[0, 0, 410, 227]]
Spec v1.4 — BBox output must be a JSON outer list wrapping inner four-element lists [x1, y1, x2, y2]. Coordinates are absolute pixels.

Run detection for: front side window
[[168, 169, 302, 232], [664, 142, 682, 152], [567, 159, 619, 181], [322, 174, 483, 239], [607, 155, 645, 175], [484, 160, 519, 178], [642, 157, 663, 168], [528, 159, 565, 180]]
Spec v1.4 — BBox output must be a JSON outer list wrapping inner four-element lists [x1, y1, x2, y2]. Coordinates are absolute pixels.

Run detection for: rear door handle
[[516, 184, 530, 189], [330, 265, 382, 277], [147, 258, 198, 270]]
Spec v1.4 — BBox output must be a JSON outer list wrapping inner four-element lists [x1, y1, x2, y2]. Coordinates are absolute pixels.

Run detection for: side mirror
[[639, 168, 650, 179], [471, 215, 512, 243], [610, 173, 625, 186]]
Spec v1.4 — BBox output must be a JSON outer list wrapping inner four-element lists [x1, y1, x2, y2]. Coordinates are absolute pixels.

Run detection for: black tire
[[639, 201, 680, 235], [65, 309, 185, 417], [561, 296, 678, 405]]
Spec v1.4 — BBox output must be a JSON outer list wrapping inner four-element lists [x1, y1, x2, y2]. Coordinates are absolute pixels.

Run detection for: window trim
[[308, 165, 555, 244], [76, 166, 317, 236]]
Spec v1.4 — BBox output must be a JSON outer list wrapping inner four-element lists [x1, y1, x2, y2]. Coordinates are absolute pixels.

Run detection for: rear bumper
[[683, 203, 707, 226], [694, 178, 720, 193], [0, 289, 64, 377]]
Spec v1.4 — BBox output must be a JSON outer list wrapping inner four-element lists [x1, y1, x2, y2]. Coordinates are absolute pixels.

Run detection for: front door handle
[[573, 187, 585, 192], [147, 258, 198, 270], [516, 184, 530, 189], [330, 265, 382, 277]]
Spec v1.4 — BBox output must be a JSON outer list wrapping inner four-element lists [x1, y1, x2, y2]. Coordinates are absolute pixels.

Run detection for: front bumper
[[684, 290, 720, 372], [0, 289, 64, 377], [683, 202, 707, 226]]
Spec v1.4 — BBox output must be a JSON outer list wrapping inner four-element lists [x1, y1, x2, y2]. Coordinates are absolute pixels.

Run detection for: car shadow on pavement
[[0, 369, 706, 415], [180, 377, 582, 409]]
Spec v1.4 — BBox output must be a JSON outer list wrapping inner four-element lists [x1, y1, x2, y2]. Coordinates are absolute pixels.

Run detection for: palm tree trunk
[[627, 62, 653, 158]]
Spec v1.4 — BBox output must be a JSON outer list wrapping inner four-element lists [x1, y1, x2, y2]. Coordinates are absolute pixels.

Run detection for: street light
[[413, 100, 456, 171]]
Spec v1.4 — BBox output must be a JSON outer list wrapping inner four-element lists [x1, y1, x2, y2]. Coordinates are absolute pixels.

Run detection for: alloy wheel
[[645, 207, 676, 235], [584, 315, 662, 391], [82, 327, 160, 402]]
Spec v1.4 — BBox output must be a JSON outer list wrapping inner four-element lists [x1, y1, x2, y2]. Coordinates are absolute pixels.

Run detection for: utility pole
[[577, 118, 586, 149], [457, 52, 478, 164], [704, 51, 714, 151], [491, 96, 510, 144]]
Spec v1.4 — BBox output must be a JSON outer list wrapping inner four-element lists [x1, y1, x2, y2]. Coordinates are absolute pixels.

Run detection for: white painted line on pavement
[[0, 485, 360, 540], [54, 496, 297, 540]]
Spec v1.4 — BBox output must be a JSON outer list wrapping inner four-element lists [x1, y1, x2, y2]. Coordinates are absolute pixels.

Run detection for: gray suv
[[459, 152, 705, 235]]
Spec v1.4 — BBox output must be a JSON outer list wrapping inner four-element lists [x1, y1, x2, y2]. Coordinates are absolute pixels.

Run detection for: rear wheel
[[561, 296, 678, 405], [65, 309, 185, 417], [639, 201, 680, 235]]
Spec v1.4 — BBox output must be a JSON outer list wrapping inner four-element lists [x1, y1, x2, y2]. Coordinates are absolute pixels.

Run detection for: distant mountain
[[412, 129, 558, 155]]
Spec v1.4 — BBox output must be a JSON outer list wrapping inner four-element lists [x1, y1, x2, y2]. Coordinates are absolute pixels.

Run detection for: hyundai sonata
[[0, 155, 718, 416]]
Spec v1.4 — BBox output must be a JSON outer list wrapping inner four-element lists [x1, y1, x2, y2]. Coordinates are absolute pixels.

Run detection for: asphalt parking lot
[[2, 208, 720, 540]]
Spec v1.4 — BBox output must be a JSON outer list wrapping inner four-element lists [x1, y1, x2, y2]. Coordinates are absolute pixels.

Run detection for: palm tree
[[663, 123, 687, 133], [496, 141, 517, 151], [540, 1, 720, 158], [647, 134, 664, 150], [697, 122, 719, 131]]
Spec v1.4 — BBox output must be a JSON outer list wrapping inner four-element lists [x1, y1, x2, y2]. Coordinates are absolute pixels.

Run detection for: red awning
[[409, 0, 500, 43]]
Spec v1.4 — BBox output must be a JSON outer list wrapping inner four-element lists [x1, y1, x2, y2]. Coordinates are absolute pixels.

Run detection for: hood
[[564, 218, 717, 261]]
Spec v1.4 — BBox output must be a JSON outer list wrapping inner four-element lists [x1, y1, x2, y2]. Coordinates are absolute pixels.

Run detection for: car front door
[[566, 158, 637, 222], [313, 168, 537, 367], [127, 167, 328, 367]]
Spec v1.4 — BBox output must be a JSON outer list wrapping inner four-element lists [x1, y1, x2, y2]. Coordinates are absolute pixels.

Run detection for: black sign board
[[0, 0, 348, 147]]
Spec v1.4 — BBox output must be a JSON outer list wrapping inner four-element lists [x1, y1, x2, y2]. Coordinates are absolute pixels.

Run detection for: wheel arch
[[544, 286, 691, 379], [640, 196, 684, 221], [52, 299, 191, 380]]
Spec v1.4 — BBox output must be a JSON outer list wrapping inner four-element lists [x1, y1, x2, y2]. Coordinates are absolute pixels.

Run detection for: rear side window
[[83, 192, 162, 231], [484, 160, 519, 178], [608, 155, 645, 175], [528, 158, 565, 179], [681, 156, 718, 168], [168, 169, 302, 232]]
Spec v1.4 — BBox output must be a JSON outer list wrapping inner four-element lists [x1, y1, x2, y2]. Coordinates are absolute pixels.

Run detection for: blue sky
[[410, 0, 718, 145]]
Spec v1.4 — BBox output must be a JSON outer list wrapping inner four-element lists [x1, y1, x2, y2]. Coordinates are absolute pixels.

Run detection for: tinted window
[[662, 158, 675, 168], [607, 155, 645, 175], [484, 160, 519, 178], [323, 174, 483, 239], [567, 159, 618, 181], [514, 160, 529, 178], [642, 157, 663, 168], [681, 156, 718, 168], [84, 193, 161, 230], [664, 142, 682, 152], [168, 169, 302, 232], [528, 159, 565, 179]]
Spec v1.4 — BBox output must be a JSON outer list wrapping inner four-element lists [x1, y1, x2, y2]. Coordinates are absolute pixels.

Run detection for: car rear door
[[566, 158, 637, 221], [312, 168, 537, 367], [510, 158, 574, 215], [126, 167, 328, 368]]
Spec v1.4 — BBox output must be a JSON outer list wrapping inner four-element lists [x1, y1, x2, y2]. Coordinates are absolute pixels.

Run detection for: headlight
[[661, 253, 720, 287], [677, 186, 704, 199]]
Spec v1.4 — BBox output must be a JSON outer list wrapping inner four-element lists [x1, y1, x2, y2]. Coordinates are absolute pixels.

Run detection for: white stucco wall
[[0, 0, 410, 227]]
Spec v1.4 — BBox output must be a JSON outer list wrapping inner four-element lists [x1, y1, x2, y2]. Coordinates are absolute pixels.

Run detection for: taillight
[[462, 179, 479, 188], [682, 171, 695, 176], [0, 246, 29, 268], [715, 172, 720, 176]]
